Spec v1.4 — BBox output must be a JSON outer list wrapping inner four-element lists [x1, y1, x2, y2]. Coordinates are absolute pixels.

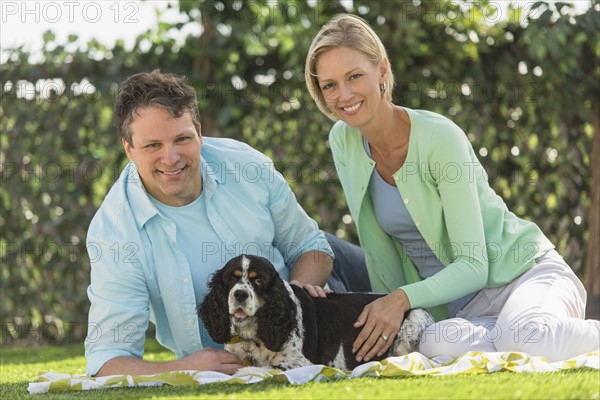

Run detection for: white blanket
[[28, 351, 600, 394]]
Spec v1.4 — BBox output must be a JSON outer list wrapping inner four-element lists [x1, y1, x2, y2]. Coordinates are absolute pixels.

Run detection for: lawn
[[1, 340, 598, 399]]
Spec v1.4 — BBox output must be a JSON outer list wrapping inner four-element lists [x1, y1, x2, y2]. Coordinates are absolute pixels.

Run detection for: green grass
[[1, 341, 598, 399]]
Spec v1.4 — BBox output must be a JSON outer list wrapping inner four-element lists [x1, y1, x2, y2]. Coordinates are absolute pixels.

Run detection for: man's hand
[[177, 348, 243, 374], [289, 280, 332, 298], [352, 289, 411, 362], [96, 348, 243, 376]]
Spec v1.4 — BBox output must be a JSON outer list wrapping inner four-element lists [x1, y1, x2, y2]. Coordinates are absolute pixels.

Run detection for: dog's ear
[[198, 268, 232, 344], [256, 277, 297, 352]]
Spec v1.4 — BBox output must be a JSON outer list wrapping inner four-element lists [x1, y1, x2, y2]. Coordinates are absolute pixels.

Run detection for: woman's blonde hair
[[305, 14, 395, 120]]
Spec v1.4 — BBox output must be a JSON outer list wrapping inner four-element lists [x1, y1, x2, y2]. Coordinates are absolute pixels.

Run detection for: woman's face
[[315, 46, 386, 128]]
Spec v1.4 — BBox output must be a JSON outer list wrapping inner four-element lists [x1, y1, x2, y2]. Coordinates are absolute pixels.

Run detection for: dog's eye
[[254, 278, 264, 286]]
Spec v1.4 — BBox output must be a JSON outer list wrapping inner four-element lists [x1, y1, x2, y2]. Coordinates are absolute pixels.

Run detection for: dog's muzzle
[[234, 289, 249, 302], [230, 289, 251, 320]]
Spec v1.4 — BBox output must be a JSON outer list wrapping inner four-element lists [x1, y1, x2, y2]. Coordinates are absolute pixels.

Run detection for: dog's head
[[198, 254, 298, 352]]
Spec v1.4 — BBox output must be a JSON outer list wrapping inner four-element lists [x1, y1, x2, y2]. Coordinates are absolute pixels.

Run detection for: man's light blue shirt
[[148, 191, 224, 349], [84, 137, 333, 376]]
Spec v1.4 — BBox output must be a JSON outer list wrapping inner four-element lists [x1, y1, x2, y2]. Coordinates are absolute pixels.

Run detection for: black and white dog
[[199, 254, 434, 371]]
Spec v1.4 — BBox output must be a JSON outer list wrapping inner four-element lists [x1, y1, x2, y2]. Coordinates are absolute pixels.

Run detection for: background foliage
[[1, 0, 598, 345]]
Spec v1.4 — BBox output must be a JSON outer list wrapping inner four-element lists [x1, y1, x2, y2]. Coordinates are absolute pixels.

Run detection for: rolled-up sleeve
[[85, 236, 150, 376], [263, 161, 333, 267]]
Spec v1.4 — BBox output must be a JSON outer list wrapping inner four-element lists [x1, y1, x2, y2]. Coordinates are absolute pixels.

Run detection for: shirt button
[[188, 319, 195, 325], [416, 221, 421, 227], [404, 198, 410, 204], [183, 278, 189, 284]]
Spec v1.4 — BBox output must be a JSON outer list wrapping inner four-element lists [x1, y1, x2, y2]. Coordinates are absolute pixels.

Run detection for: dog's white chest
[[226, 339, 281, 367], [225, 336, 311, 369]]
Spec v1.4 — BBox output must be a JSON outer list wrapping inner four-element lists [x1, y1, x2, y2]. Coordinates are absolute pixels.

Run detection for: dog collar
[[242, 355, 255, 367], [226, 336, 244, 345]]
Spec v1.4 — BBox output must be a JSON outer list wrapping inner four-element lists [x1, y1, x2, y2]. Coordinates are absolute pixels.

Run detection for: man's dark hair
[[114, 70, 201, 146]]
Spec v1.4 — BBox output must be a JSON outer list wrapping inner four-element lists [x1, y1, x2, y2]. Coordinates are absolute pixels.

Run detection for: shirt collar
[[200, 157, 219, 194], [126, 157, 219, 231], [123, 162, 159, 231]]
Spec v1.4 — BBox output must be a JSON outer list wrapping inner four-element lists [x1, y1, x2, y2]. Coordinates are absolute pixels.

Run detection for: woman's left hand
[[352, 289, 411, 362], [289, 280, 332, 298]]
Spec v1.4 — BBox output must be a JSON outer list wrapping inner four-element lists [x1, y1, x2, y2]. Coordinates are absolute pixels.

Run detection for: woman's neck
[[361, 103, 410, 156]]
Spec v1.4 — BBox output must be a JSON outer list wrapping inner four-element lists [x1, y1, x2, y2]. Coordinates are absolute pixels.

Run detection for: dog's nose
[[234, 290, 248, 301]]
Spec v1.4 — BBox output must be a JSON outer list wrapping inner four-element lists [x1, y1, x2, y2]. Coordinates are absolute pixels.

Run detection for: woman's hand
[[352, 289, 411, 362], [289, 280, 332, 298]]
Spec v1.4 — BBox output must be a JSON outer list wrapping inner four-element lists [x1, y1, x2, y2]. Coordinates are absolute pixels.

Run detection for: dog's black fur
[[199, 254, 434, 371]]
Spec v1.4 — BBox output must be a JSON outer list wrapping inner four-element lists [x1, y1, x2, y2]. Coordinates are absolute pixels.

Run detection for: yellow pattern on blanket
[[28, 351, 600, 394]]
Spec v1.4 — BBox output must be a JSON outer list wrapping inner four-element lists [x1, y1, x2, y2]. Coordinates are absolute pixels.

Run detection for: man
[[85, 70, 370, 376]]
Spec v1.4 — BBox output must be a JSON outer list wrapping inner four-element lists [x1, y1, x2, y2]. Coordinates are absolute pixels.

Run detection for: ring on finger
[[381, 334, 388, 342]]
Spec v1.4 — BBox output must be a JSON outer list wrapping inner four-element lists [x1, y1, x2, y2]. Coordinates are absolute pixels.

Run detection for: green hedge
[[1, 0, 597, 345]]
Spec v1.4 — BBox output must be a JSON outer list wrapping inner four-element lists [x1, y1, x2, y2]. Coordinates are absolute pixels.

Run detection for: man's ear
[[196, 123, 203, 144], [122, 137, 134, 160]]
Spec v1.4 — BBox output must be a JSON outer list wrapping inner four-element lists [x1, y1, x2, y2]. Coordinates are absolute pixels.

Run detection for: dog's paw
[[393, 309, 435, 356]]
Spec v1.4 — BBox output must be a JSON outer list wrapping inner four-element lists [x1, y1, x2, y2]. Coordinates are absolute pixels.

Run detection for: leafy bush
[[1, 0, 597, 344]]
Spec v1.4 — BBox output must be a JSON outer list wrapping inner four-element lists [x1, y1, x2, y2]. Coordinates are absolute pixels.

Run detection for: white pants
[[419, 250, 600, 361]]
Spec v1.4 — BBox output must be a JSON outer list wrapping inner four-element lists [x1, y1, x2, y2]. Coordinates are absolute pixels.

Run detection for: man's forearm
[[95, 356, 186, 377], [95, 347, 243, 376], [289, 250, 333, 286]]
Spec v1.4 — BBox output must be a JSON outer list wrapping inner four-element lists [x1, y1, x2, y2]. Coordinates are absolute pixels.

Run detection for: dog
[[198, 254, 435, 371]]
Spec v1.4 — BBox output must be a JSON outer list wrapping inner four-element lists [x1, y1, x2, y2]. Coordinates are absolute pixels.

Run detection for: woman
[[304, 13, 599, 363]]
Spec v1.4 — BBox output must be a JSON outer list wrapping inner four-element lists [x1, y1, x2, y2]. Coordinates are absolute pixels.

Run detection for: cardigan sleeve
[[400, 120, 489, 309]]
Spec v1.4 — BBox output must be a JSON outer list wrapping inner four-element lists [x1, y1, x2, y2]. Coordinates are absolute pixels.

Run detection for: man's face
[[123, 106, 203, 207]]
